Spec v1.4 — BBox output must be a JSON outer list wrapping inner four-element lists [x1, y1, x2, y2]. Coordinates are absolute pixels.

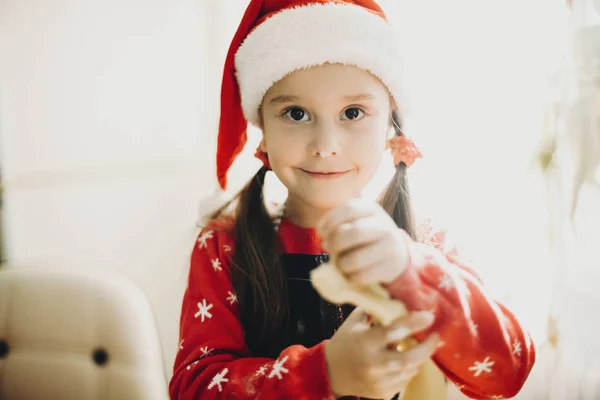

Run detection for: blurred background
[[1, 0, 599, 398]]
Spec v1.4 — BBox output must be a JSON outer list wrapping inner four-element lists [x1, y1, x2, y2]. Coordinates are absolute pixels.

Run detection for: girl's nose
[[311, 122, 341, 158]]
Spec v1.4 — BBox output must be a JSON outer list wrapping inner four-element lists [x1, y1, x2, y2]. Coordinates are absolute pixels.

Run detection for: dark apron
[[268, 253, 401, 400]]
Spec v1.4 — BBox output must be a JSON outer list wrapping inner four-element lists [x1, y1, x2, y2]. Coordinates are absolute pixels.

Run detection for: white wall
[[0, 0, 250, 375]]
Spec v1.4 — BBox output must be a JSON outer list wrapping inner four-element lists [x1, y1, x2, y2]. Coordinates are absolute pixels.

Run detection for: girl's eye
[[284, 108, 310, 122], [341, 107, 364, 121]]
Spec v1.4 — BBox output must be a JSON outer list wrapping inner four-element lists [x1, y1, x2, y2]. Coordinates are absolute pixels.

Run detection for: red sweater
[[169, 217, 535, 399]]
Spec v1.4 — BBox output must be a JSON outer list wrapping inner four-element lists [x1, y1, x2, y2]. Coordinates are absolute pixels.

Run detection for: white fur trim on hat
[[234, 3, 407, 125]]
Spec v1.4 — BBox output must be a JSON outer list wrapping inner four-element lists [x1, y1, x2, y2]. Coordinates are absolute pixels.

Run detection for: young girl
[[170, 1, 536, 399]]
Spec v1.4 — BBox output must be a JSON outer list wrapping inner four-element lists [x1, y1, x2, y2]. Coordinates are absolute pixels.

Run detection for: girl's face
[[260, 63, 392, 215]]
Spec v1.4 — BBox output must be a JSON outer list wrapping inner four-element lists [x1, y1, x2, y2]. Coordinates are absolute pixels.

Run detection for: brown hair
[[210, 109, 415, 350]]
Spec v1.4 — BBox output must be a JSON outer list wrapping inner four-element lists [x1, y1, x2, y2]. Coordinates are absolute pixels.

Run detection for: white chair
[[0, 267, 169, 400]]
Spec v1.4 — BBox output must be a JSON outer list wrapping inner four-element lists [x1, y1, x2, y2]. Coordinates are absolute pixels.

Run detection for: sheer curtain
[[532, 0, 600, 398]]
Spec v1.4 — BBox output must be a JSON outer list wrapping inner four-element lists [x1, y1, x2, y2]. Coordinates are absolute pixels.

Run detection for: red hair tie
[[254, 147, 272, 170], [386, 136, 423, 168]]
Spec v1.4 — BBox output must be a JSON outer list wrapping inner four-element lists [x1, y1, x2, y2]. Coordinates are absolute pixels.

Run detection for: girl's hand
[[325, 307, 440, 399], [317, 199, 412, 286]]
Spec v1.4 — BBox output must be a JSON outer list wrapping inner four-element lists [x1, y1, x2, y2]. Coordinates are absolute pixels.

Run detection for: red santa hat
[[217, 0, 405, 190]]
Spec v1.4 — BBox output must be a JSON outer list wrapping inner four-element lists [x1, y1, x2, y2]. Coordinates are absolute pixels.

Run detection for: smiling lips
[[300, 169, 352, 179]]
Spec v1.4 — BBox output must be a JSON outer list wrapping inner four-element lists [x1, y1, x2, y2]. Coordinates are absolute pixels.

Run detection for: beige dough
[[311, 261, 447, 400]]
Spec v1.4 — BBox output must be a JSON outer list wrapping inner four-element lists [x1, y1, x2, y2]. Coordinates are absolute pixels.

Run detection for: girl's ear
[[259, 137, 267, 152]]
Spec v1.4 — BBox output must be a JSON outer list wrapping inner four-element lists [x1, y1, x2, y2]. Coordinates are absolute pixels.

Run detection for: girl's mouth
[[300, 169, 352, 179]]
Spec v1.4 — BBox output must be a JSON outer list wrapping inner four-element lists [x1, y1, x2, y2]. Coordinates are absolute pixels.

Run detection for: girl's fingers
[[378, 358, 421, 376], [384, 311, 436, 344], [325, 216, 384, 255], [364, 312, 434, 356], [336, 241, 388, 275], [362, 322, 393, 354], [346, 263, 394, 286], [384, 333, 441, 366], [317, 199, 376, 239], [383, 358, 421, 378], [343, 306, 371, 329], [381, 368, 419, 389]]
